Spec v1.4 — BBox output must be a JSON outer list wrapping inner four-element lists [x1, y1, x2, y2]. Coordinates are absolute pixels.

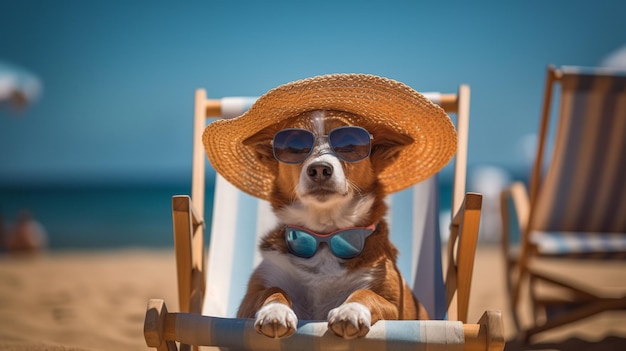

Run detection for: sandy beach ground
[[0, 246, 625, 351]]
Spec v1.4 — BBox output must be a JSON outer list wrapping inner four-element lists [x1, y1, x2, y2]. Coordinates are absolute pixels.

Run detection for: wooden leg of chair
[[456, 193, 482, 323], [172, 195, 206, 317], [526, 296, 626, 341], [172, 196, 194, 313], [145, 299, 179, 351], [506, 258, 523, 333]]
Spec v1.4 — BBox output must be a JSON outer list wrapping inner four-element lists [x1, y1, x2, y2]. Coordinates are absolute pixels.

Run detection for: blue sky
[[1, 0, 625, 184]]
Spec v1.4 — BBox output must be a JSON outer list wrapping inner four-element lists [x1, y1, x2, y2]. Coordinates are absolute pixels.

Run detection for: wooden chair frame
[[147, 84, 504, 351], [500, 65, 626, 341]]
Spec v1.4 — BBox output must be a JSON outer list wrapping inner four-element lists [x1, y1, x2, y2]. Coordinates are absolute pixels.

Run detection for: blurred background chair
[[501, 65, 626, 342], [145, 84, 504, 351]]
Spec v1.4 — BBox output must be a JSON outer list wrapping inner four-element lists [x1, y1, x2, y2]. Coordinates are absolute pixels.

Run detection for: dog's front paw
[[254, 302, 298, 338], [327, 302, 371, 339]]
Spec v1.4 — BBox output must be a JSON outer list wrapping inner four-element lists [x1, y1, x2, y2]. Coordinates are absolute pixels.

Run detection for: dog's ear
[[243, 130, 276, 163], [370, 125, 414, 173]]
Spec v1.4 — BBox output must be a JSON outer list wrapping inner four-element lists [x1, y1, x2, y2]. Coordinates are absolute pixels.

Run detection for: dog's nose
[[307, 162, 333, 183]]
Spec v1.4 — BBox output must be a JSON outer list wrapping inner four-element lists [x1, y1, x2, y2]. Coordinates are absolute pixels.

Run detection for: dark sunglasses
[[285, 224, 376, 259], [272, 126, 373, 164]]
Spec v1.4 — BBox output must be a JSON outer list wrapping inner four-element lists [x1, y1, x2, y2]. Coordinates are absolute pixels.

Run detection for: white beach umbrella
[[0, 61, 42, 110]]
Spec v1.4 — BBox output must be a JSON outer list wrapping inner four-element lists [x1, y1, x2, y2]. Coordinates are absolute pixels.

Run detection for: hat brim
[[203, 73, 457, 201]]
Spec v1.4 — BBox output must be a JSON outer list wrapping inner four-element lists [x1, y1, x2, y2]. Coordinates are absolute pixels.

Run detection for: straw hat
[[203, 73, 457, 201]]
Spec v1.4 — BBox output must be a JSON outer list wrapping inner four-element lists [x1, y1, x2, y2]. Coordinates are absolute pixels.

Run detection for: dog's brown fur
[[237, 110, 429, 339]]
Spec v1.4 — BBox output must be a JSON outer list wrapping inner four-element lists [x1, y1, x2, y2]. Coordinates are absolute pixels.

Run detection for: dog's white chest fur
[[256, 249, 374, 320]]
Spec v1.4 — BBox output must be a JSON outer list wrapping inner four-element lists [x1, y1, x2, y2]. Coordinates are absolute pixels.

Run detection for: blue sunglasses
[[285, 224, 376, 259], [272, 126, 373, 164]]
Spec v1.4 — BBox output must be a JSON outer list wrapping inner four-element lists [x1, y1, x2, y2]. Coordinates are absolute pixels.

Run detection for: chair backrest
[[196, 86, 471, 321], [529, 66, 626, 234]]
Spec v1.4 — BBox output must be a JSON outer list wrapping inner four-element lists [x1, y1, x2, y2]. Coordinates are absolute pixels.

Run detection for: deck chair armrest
[[172, 195, 206, 314], [446, 192, 483, 323], [145, 299, 504, 351]]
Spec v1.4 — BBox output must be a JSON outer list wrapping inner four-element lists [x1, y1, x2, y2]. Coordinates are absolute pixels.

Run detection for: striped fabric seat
[[147, 84, 501, 351], [204, 94, 456, 320], [530, 66, 626, 258], [163, 312, 465, 351], [204, 174, 447, 318], [500, 65, 626, 342], [530, 231, 626, 258]]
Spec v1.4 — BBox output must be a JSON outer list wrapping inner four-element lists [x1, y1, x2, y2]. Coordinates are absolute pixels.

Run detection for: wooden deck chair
[[500, 65, 626, 341], [144, 84, 504, 351]]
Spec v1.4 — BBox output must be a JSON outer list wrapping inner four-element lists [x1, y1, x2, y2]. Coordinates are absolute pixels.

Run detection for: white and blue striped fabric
[[530, 231, 626, 259], [203, 96, 448, 320], [389, 176, 447, 320], [530, 67, 626, 259], [203, 174, 276, 317], [174, 313, 464, 351]]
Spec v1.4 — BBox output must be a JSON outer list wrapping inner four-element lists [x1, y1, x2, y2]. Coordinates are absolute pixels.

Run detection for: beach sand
[[0, 246, 625, 350], [0, 250, 177, 351]]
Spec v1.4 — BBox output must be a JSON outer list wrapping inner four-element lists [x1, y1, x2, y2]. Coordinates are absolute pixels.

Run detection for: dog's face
[[244, 110, 413, 230]]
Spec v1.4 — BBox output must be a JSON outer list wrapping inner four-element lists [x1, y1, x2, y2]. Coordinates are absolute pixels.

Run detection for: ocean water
[[0, 180, 453, 250], [0, 183, 211, 250]]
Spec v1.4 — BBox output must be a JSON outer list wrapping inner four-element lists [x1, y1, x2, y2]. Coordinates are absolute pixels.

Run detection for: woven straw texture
[[203, 73, 457, 201]]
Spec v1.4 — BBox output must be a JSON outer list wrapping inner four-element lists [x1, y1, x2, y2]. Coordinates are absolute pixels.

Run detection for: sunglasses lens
[[329, 127, 371, 162], [330, 229, 366, 258], [273, 129, 315, 164], [286, 229, 317, 258]]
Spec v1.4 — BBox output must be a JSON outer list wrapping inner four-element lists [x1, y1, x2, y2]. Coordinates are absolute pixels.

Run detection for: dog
[[237, 109, 429, 339]]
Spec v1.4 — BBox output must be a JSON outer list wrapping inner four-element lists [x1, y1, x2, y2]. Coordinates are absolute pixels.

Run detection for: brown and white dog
[[237, 109, 429, 339]]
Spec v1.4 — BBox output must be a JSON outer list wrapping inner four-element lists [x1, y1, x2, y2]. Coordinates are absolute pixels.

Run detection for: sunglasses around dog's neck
[[284, 224, 377, 259], [272, 126, 373, 164]]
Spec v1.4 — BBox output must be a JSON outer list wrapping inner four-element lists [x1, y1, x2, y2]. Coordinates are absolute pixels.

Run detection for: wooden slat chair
[[145, 84, 504, 351], [500, 65, 626, 341]]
